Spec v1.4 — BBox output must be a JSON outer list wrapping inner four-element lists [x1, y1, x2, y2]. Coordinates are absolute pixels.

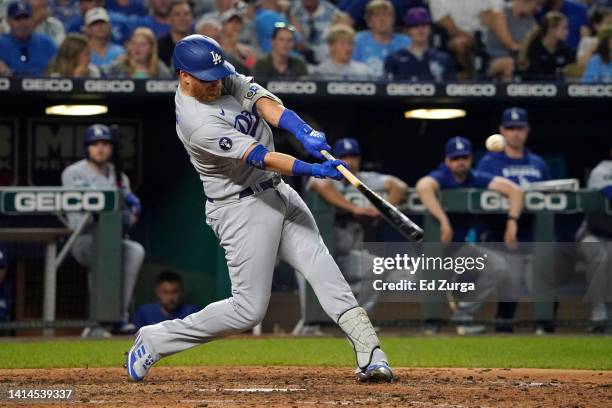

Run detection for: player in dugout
[[476, 107, 552, 334], [416, 137, 524, 335], [62, 124, 145, 336], [299, 138, 407, 333]]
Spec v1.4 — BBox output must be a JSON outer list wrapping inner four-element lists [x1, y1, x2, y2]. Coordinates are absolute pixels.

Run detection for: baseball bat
[[320, 150, 424, 242]]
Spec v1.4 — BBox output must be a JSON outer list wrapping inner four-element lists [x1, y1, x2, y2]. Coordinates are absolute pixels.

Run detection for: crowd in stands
[[0, 0, 611, 81]]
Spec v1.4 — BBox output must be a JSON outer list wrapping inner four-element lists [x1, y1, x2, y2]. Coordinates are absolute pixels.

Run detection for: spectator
[[338, 0, 425, 28], [29, 0, 65, 45], [485, 0, 538, 81], [199, 0, 236, 21], [576, 144, 612, 334], [428, 0, 504, 78], [127, 0, 171, 38], [47, 32, 101, 76], [254, 0, 290, 53], [518, 11, 576, 80], [384, 7, 455, 81], [305, 138, 407, 315], [219, 9, 256, 70], [536, 0, 589, 50], [0, 0, 57, 76], [415, 137, 523, 335], [292, 0, 339, 63], [65, 0, 130, 45], [48, 0, 79, 26], [253, 23, 307, 77], [132, 271, 200, 329], [476, 107, 551, 333], [577, 7, 612, 66], [105, 0, 147, 17], [310, 23, 369, 78], [582, 24, 612, 81], [0, 250, 10, 326], [107, 27, 172, 78], [196, 17, 250, 72], [62, 124, 145, 335], [84, 7, 125, 70], [157, 0, 193, 68], [352, 0, 410, 78]]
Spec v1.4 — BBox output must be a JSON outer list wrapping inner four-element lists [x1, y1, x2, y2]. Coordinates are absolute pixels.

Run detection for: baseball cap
[[333, 138, 361, 157], [403, 7, 431, 28], [500, 107, 529, 127], [220, 9, 243, 24], [445, 136, 472, 158], [7, 0, 32, 18], [85, 7, 110, 26]]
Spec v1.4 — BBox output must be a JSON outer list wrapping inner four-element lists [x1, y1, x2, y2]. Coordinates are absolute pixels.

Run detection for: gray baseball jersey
[[586, 160, 612, 237], [174, 74, 279, 200], [136, 75, 379, 364]]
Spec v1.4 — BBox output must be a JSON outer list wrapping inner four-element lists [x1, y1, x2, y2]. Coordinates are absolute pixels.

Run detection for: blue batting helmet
[[173, 34, 235, 81], [83, 124, 113, 156]]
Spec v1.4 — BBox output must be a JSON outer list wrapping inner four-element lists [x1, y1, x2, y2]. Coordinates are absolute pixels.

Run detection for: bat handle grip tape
[[320, 150, 360, 187]]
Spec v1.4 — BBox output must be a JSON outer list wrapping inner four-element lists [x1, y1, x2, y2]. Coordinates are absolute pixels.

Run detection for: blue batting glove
[[311, 159, 347, 180], [123, 192, 142, 214], [295, 125, 331, 160]]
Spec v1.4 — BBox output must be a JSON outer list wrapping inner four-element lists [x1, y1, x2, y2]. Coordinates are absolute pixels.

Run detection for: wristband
[[291, 159, 313, 176], [245, 144, 268, 169]]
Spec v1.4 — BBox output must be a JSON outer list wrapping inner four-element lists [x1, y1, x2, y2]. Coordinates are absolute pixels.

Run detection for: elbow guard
[[245, 144, 268, 169]]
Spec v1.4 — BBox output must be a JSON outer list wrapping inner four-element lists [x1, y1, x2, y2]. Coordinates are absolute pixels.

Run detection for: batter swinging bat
[[320, 150, 424, 242]]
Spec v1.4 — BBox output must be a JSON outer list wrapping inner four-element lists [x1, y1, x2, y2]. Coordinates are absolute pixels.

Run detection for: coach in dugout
[[416, 137, 524, 335], [476, 107, 552, 333], [576, 145, 612, 334]]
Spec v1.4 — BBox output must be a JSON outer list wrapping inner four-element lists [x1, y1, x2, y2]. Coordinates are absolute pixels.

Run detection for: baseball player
[[476, 107, 551, 333], [304, 138, 407, 313], [576, 147, 612, 333], [126, 35, 393, 383], [415, 137, 524, 334], [62, 124, 145, 335]]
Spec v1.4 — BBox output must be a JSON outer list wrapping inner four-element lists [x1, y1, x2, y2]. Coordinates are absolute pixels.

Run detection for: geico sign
[[405, 192, 425, 212], [480, 191, 567, 211], [0, 78, 9, 91], [446, 83, 496, 97], [267, 81, 317, 94], [386, 83, 436, 96], [568, 84, 612, 97], [507, 84, 557, 97], [84, 80, 135, 93], [146, 80, 178, 93], [327, 82, 377, 95], [22, 78, 73, 92], [14, 192, 105, 212]]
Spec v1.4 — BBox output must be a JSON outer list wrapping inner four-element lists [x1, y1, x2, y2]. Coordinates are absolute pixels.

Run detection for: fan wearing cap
[[65, 0, 130, 45], [157, 0, 193, 68], [219, 9, 257, 70], [384, 7, 455, 81], [0, 0, 57, 76], [305, 138, 408, 314], [84, 7, 125, 69], [415, 137, 524, 335]]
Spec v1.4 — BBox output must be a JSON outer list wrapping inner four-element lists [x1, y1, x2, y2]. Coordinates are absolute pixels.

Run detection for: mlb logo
[[219, 137, 233, 151]]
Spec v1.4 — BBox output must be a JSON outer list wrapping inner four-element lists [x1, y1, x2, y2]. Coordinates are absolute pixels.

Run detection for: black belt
[[207, 178, 277, 203]]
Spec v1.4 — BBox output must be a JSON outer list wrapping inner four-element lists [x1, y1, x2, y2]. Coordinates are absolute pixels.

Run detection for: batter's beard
[[194, 82, 223, 103]]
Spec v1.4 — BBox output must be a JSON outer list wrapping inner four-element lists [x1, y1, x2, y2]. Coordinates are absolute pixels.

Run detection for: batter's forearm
[[263, 151, 299, 176], [255, 97, 285, 127]]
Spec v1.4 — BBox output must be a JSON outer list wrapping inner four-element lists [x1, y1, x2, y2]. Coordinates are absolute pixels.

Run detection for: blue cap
[[84, 124, 113, 145], [403, 7, 431, 28], [7, 0, 32, 18], [445, 136, 472, 158], [333, 138, 361, 157], [501, 107, 529, 127]]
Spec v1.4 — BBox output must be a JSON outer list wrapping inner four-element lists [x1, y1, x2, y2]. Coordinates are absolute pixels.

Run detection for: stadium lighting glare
[[404, 109, 467, 120], [45, 104, 108, 116]]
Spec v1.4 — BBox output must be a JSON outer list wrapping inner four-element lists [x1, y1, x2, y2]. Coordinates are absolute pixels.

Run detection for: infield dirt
[[0, 366, 610, 407]]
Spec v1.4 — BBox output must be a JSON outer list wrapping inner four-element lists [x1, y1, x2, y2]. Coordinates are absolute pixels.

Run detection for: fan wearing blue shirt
[[352, 0, 411, 78], [416, 137, 524, 335], [132, 271, 200, 330], [0, 1, 57, 76]]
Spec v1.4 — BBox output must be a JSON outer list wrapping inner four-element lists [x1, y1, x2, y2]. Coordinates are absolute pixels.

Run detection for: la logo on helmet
[[210, 51, 222, 65]]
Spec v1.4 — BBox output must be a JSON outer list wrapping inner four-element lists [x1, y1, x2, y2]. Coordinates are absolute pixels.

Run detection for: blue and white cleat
[[355, 361, 394, 383], [125, 332, 156, 381]]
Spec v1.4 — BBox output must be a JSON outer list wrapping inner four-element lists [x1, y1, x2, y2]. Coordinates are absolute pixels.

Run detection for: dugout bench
[[299, 188, 612, 329], [0, 187, 122, 336]]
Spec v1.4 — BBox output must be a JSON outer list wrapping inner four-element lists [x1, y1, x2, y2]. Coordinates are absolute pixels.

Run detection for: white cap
[[85, 7, 110, 26]]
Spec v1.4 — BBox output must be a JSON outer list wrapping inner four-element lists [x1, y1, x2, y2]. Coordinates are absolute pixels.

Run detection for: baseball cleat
[[355, 362, 394, 383], [125, 333, 156, 381]]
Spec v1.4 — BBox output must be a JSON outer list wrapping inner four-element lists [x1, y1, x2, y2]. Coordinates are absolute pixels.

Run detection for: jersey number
[[234, 111, 260, 137]]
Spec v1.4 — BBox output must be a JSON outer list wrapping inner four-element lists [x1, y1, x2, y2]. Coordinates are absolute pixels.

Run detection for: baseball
[[486, 134, 506, 152]]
